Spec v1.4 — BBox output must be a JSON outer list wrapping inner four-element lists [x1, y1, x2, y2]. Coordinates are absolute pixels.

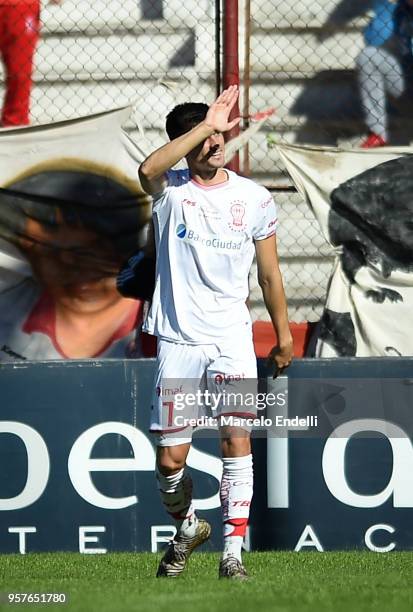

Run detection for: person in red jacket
[[0, 0, 61, 127]]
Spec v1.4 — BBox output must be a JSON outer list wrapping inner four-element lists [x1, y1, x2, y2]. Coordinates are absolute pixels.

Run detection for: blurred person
[[0, 166, 150, 360], [139, 86, 293, 580], [0, 0, 61, 127], [356, 0, 413, 147]]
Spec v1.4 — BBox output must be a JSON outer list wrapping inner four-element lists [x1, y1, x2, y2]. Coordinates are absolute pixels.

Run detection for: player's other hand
[[267, 340, 293, 379], [48, 0, 63, 5], [204, 85, 241, 134]]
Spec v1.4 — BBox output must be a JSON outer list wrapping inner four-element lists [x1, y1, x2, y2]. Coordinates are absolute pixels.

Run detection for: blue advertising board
[[1, 358, 413, 553]]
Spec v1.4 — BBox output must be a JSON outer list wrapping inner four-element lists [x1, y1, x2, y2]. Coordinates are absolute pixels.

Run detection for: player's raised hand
[[204, 85, 241, 134]]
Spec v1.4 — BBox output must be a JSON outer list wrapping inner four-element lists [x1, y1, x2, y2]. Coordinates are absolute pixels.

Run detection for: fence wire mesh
[[243, 0, 413, 188], [3, 0, 398, 323]]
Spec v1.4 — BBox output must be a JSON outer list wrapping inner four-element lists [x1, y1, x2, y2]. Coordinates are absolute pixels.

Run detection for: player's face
[[186, 132, 225, 172], [20, 217, 122, 313]]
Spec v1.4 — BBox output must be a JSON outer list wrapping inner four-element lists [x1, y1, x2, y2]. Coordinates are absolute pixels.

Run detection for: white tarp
[[0, 108, 150, 360], [277, 143, 413, 357]]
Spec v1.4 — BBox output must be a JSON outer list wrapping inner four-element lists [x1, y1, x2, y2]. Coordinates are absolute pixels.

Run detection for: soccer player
[[139, 85, 293, 579]]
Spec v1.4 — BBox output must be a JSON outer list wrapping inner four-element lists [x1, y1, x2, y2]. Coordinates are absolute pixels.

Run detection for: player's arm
[[254, 234, 293, 376], [138, 86, 240, 195]]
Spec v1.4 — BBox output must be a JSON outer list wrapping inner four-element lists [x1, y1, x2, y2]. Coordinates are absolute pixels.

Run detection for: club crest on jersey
[[228, 201, 247, 232]]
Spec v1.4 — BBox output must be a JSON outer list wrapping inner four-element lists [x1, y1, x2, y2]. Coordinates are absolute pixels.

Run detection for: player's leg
[[156, 442, 197, 540], [151, 341, 211, 577], [356, 46, 403, 146], [1, 2, 39, 127], [218, 429, 252, 579], [155, 440, 211, 577], [208, 335, 256, 579]]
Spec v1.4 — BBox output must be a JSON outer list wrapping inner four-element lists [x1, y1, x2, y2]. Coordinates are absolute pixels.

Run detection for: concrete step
[[25, 75, 366, 130], [248, 0, 370, 30], [41, 0, 212, 34], [0, 33, 197, 83], [38, 3, 367, 79], [8, 1, 372, 83], [41, 0, 368, 34], [247, 75, 361, 125], [198, 25, 365, 75], [25, 80, 215, 128], [250, 31, 363, 75]]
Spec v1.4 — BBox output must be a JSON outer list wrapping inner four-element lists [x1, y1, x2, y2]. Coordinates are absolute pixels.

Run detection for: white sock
[[220, 454, 253, 562], [156, 467, 198, 538]]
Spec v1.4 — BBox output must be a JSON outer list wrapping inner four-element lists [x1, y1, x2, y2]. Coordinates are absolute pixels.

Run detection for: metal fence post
[[222, 0, 240, 172]]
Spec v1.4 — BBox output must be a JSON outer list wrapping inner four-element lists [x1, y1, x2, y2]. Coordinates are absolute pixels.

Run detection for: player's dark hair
[[165, 103, 209, 140]]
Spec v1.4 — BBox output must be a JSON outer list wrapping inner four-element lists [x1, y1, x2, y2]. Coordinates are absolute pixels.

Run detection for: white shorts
[[150, 334, 258, 447]]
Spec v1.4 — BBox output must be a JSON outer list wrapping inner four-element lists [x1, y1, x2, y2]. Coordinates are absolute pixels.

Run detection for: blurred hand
[[267, 340, 294, 379], [48, 0, 63, 5]]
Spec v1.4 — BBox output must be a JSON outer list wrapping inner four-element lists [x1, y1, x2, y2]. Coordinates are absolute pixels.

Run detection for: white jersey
[[143, 169, 278, 344]]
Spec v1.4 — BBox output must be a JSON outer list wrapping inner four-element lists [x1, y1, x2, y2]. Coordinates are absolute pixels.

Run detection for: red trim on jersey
[[255, 229, 276, 241], [190, 171, 230, 190], [23, 292, 143, 358]]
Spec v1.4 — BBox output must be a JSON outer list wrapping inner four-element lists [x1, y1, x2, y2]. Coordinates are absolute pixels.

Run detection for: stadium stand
[[3, 0, 403, 335]]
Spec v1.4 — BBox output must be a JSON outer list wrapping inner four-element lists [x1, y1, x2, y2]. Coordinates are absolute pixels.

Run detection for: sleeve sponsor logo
[[260, 197, 273, 209]]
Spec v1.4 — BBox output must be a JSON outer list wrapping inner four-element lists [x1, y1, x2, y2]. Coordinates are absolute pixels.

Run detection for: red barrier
[[143, 322, 318, 359], [252, 321, 317, 358]]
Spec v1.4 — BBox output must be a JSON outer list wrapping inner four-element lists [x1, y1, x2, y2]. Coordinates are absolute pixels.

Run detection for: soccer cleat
[[218, 556, 248, 580], [156, 519, 211, 577], [360, 133, 388, 148]]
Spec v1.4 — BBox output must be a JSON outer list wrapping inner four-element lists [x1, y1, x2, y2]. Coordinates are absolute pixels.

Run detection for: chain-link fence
[[5, 0, 397, 323], [242, 0, 413, 322], [0, 1, 218, 142], [242, 0, 412, 186]]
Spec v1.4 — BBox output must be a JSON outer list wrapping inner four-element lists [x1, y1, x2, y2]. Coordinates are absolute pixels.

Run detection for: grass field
[[1, 551, 413, 612]]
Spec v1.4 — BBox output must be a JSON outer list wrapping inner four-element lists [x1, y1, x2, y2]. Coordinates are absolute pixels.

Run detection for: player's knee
[[156, 445, 188, 474], [221, 433, 251, 457]]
